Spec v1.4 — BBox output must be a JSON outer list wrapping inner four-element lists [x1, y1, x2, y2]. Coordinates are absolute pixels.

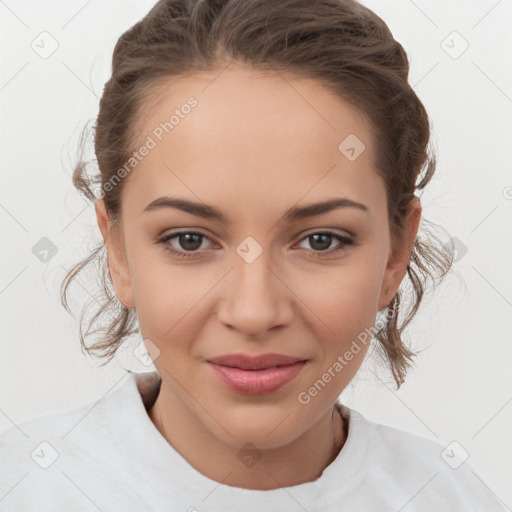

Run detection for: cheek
[[294, 259, 383, 329], [130, 255, 217, 352], [291, 264, 382, 388]]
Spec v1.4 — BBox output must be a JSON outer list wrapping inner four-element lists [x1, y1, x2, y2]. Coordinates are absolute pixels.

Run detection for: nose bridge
[[217, 238, 292, 337], [235, 243, 274, 297]]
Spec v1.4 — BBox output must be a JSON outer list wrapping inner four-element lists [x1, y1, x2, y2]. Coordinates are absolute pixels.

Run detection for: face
[[95, 63, 421, 450]]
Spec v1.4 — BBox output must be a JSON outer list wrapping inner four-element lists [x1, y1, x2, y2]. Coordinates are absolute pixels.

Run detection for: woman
[[0, 0, 507, 509]]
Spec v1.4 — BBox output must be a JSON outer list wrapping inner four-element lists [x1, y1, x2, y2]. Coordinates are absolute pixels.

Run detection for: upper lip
[[206, 353, 307, 370]]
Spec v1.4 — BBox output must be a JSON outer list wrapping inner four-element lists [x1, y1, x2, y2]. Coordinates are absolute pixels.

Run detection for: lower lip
[[206, 361, 307, 394]]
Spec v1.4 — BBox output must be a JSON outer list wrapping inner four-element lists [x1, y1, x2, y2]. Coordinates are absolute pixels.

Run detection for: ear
[[378, 197, 422, 310], [94, 199, 135, 309]]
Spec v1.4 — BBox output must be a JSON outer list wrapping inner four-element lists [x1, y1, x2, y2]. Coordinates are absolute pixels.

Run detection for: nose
[[216, 246, 294, 340]]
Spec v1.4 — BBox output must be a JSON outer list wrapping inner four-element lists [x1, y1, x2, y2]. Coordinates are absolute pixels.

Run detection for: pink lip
[[206, 353, 308, 394]]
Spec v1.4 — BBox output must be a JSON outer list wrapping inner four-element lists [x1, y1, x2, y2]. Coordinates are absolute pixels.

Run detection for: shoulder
[[346, 406, 508, 510], [0, 398, 94, 461], [0, 391, 113, 474], [0, 400, 97, 508], [0, 373, 139, 462], [0, 375, 147, 510]]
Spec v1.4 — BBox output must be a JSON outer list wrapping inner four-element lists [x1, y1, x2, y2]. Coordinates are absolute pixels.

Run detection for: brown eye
[[296, 231, 354, 256], [158, 231, 212, 259]]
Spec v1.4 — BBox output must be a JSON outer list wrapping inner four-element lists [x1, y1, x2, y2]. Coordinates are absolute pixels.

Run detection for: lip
[[206, 353, 308, 394], [207, 353, 306, 370]]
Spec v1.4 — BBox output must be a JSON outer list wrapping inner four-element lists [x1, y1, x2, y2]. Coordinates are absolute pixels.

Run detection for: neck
[[147, 379, 346, 490]]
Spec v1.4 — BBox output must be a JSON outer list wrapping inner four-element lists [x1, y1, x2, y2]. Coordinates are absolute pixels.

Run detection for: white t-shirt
[[0, 371, 507, 511]]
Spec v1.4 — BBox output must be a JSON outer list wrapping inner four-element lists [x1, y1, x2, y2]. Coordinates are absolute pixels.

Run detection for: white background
[[1, 0, 511, 506]]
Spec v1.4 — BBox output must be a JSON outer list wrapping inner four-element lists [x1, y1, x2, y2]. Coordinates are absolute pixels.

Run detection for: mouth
[[205, 353, 308, 394]]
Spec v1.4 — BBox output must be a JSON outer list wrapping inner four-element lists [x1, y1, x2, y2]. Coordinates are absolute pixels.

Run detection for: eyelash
[[156, 230, 355, 260]]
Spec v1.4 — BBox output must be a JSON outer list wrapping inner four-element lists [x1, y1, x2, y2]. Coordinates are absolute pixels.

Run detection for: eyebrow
[[143, 196, 369, 224]]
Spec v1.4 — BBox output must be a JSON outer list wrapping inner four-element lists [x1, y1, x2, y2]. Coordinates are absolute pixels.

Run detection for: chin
[[207, 403, 307, 450]]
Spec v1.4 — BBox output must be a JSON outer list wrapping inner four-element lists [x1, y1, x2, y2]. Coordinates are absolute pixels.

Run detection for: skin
[[95, 62, 421, 490]]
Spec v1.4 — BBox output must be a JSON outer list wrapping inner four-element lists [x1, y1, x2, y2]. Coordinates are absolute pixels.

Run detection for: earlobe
[[378, 197, 422, 310], [94, 199, 135, 309]]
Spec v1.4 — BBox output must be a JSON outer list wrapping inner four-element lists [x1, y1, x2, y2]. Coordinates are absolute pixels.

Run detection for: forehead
[[123, 64, 384, 221]]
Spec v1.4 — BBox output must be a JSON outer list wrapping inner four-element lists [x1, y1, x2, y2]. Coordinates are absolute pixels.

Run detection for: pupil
[[180, 233, 201, 251], [310, 234, 331, 251]]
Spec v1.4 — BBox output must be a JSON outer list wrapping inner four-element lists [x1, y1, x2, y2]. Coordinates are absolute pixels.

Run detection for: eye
[[157, 231, 213, 259], [156, 229, 355, 260], [295, 230, 354, 257]]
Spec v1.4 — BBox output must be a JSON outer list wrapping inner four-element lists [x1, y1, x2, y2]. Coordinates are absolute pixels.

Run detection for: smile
[[205, 353, 308, 394]]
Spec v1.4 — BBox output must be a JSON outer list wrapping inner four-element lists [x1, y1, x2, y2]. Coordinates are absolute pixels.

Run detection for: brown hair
[[61, 0, 453, 389]]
